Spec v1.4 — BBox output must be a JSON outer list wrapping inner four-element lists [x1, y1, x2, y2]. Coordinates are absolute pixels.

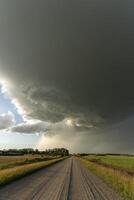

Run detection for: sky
[[0, 0, 133, 153]]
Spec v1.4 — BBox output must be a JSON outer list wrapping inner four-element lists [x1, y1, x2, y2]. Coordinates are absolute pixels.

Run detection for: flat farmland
[[84, 155, 134, 173], [0, 155, 55, 170], [81, 155, 134, 200], [0, 155, 42, 164], [0, 155, 133, 199]]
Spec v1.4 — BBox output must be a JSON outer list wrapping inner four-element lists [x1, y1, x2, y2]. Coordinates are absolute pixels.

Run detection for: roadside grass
[[79, 157, 134, 200], [84, 155, 134, 173], [0, 157, 65, 186]]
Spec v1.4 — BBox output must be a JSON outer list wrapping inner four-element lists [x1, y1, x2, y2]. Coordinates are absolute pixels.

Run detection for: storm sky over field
[[0, 0, 133, 153]]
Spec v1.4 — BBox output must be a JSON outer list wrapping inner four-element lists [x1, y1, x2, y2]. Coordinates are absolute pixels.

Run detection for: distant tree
[[44, 148, 69, 157], [0, 148, 69, 157]]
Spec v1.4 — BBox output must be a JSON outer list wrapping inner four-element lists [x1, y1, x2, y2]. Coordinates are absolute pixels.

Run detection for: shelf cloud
[[0, 0, 133, 152]]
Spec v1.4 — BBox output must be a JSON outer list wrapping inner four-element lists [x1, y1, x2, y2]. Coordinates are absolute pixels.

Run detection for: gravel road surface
[[0, 157, 123, 200]]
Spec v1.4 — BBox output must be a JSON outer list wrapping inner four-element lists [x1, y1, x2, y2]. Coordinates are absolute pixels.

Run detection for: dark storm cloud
[[0, 0, 134, 152], [11, 120, 49, 134], [0, 0, 133, 125]]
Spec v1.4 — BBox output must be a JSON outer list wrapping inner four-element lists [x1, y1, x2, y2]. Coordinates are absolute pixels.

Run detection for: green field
[[84, 155, 134, 173], [80, 155, 134, 200]]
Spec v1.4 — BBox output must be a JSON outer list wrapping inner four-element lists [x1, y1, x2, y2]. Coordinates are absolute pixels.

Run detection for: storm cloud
[[0, 0, 133, 152], [11, 120, 49, 134]]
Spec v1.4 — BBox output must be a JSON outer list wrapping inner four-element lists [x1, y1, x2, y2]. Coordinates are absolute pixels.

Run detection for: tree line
[[0, 148, 69, 157]]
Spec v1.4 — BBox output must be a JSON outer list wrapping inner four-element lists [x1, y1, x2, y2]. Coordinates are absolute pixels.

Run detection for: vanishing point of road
[[0, 157, 123, 200]]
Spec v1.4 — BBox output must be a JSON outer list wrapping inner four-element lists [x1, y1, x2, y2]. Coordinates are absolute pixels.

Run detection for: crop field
[[0, 155, 56, 170], [0, 155, 41, 163], [80, 155, 134, 200], [0, 155, 64, 186], [84, 155, 134, 173]]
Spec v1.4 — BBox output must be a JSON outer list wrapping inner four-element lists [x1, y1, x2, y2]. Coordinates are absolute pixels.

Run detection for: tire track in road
[[0, 157, 123, 200]]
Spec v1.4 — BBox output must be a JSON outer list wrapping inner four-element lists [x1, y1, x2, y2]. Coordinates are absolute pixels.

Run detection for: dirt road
[[0, 157, 123, 200]]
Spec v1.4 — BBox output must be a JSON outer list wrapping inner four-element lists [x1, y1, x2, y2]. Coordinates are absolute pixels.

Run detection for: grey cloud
[[4, 82, 104, 128], [0, 0, 133, 125], [0, 112, 15, 130], [10, 118, 94, 135], [11, 120, 49, 134], [0, 0, 133, 152], [38, 119, 134, 154]]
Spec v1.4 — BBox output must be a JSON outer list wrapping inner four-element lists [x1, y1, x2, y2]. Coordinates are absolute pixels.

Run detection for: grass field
[[0, 155, 58, 170], [79, 155, 134, 200], [0, 155, 64, 186], [84, 155, 134, 173], [0, 155, 42, 164]]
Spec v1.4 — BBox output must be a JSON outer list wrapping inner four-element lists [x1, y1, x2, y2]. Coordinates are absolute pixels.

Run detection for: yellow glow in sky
[[66, 119, 73, 127]]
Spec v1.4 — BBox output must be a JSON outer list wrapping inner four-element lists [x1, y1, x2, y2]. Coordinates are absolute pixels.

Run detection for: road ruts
[[68, 158, 123, 200], [0, 157, 123, 200]]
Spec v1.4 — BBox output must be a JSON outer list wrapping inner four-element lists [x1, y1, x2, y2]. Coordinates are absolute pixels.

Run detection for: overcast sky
[[0, 0, 133, 153]]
